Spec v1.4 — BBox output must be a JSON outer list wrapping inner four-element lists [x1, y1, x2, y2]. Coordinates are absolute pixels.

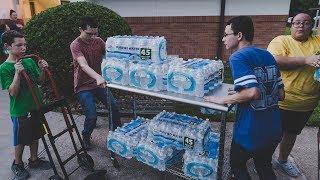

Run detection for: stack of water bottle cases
[[103, 35, 224, 179]]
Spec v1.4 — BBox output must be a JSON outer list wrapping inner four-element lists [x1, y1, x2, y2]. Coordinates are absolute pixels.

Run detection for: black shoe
[[11, 161, 30, 180], [83, 135, 93, 150], [28, 157, 52, 170]]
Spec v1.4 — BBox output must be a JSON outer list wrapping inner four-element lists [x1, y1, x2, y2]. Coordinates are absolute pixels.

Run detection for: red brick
[[125, 15, 287, 60]]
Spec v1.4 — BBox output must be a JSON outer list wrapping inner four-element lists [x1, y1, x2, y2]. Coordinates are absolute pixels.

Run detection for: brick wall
[[125, 15, 288, 61]]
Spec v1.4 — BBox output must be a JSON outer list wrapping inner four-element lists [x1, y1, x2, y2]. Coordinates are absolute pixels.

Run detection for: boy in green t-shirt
[[0, 30, 51, 179]]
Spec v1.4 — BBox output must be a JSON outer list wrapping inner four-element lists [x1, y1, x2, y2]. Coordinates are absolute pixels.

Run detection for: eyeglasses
[[84, 31, 98, 36], [12, 43, 27, 48], [292, 21, 312, 28], [223, 33, 236, 37]]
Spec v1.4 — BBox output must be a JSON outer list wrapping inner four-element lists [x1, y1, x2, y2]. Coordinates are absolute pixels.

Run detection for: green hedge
[[24, 2, 132, 98]]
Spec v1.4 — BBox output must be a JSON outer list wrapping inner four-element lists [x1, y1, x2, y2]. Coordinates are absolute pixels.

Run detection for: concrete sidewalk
[[0, 89, 318, 180]]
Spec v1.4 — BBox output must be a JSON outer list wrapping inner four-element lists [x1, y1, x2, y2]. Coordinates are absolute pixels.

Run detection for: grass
[[308, 105, 320, 126]]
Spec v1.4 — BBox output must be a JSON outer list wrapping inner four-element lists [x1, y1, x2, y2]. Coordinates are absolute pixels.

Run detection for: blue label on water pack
[[130, 69, 156, 88], [102, 65, 124, 82], [168, 72, 196, 92]]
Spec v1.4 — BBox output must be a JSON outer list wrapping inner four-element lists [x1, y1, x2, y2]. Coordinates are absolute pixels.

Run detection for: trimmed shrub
[[24, 2, 132, 98]]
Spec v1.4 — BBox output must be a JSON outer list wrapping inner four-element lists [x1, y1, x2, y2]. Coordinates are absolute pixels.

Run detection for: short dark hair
[[0, 24, 7, 33], [10, 9, 16, 15], [2, 30, 24, 45], [226, 16, 254, 42], [80, 16, 98, 30]]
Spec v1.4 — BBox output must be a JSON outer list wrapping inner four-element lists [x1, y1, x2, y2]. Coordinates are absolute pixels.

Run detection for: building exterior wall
[[96, 0, 290, 17], [91, 0, 290, 60], [125, 15, 287, 61], [0, 0, 61, 24]]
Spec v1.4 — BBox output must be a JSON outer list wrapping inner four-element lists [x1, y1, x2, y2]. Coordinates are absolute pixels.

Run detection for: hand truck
[[19, 54, 95, 180]]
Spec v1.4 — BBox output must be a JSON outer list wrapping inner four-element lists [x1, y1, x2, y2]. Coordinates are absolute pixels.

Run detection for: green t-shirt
[[0, 58, 43, 117]]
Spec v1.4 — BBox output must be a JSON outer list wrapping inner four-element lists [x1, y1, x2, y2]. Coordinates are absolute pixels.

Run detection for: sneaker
[[83, 135, 92, 150], [11, 161, 30, 179], [275, 159, 300, 177], [253, 166, 257, 174], [28, 157, 52, 170]]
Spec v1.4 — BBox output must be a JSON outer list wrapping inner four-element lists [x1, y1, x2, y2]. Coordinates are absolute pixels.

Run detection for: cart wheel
[[49, 174, 63, 180], [185, 162, 213, 178], [110, 152, 120, 169], [78, 152, 94, 171]]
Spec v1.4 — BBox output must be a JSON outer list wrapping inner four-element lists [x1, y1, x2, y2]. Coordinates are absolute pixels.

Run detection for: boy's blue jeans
[[77, 88, 121, 137]]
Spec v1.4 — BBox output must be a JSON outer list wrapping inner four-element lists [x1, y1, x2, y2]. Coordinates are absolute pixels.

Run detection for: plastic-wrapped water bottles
[[148, 111, 211, 153], [106, 110, 220, 174], [134, 139, 183, 171], [203, 131, 220, 159], [167, 58, 224, 97], [106, 35, 167, 62], [183, 150, 218, 180], [129, 60, 170, 91], [107, 117, 148, 159], [101, 57, 129, 85]]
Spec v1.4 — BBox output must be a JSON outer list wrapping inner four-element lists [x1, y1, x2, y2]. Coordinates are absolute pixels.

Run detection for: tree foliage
[[24, 2, 132, 98], [289, 0, 319, 17]]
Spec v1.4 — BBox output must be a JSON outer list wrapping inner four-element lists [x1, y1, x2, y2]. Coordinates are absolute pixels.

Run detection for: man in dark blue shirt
[[204, 16, 285, 180]]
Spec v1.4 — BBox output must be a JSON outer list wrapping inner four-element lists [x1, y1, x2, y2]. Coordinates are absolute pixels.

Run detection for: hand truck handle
[[18, 54, 61, 99]]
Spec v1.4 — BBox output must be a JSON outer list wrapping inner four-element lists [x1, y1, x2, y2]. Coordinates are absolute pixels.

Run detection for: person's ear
[[237, 32, 243, 41], [3, 43, 11, 50]]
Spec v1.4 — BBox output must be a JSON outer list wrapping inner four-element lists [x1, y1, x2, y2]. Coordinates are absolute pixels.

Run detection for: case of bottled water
[[107, 117, 148, 159], [101, 57, 130, 85], [106, 110, 220, 175], [203, 131, 220, 159], [167, 58, 224, 97], [129, 60, 170, 91], [105, 35, 167, 62], [148, 111, 211, 153], [183, 150, 218, 180], [134, 139, 184, 171]]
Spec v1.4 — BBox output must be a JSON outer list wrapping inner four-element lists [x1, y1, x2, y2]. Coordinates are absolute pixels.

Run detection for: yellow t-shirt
[[267, 35, 320, 112]]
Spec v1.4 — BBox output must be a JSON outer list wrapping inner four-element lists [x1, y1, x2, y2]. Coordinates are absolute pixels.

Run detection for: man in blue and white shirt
[[204, 16, 285, 180]]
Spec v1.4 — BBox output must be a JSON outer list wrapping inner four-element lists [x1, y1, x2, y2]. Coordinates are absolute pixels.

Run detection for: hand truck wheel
[[110, 152, 120, 169], [77, 152, 94, 171]]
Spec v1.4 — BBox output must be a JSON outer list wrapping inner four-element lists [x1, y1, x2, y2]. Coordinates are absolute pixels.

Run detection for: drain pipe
[[216, 0, 226, 59]]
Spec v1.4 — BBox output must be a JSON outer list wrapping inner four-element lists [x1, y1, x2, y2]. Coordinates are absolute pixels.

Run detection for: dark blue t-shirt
[[230, 46, 284, 152]]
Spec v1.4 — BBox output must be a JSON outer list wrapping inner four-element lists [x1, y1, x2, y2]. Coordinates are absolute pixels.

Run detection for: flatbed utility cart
[[106, 83, 233, 180], [20, 55, 95, 180]]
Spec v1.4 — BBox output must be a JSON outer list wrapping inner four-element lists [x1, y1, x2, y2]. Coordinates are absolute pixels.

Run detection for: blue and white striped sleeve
[[230, 53, 259, 92]]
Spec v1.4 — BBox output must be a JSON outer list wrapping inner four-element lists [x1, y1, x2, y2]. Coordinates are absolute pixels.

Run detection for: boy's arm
[[204, 87, 260, 105], [8, 62, 24, 97], [267, 36, 320, 69], [38, 59, 48, 83], [279, 87, 285, 101], [77, 56, 105, 87], [70, 42, 106, 87], [274, 55, 320, 70]]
